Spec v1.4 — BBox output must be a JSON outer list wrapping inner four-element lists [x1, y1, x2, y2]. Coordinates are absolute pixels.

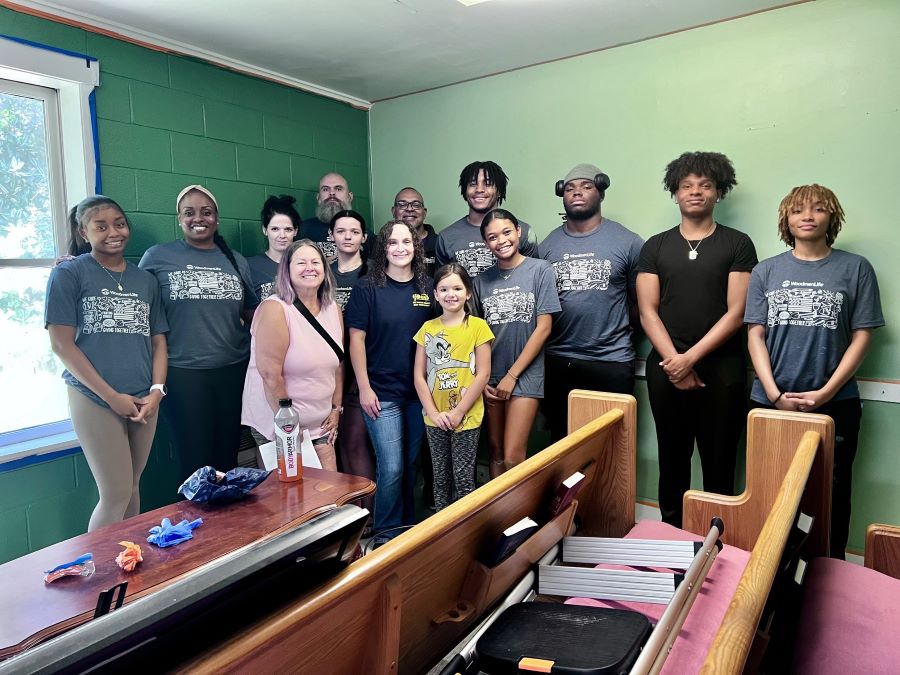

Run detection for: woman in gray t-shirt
[[139, 185, 259, 479], [746, 184, 884, 558], [474, 209, 560, 480], [46, 196, 169, 531]]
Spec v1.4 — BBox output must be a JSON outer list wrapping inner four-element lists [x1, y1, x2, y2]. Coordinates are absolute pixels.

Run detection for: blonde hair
[[777, 184, 845, 248]]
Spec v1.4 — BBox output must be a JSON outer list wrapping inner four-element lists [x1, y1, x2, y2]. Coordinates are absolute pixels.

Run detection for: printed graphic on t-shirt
[[482, 287, 535, 325], [168, 265, 242, 301], [335, 286, 352, 310], [412, 292, 431, 308], [454, 243, 496, 277], [82, 290, 150, 335], [258, 282, 274, 300], [319, 240, 337, 261], [552, 254, 611, 291], [766, 283, 843, 329], [423, 330, 475, 394]]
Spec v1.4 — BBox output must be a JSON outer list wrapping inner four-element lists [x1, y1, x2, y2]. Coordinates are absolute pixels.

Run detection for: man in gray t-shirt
[[538, 163, 643, 442], [435, 160, 537, 277]]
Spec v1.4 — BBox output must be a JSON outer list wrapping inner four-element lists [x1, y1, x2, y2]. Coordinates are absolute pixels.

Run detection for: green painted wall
[[0, 6, 370, 564], [370, 0, 900, 552]]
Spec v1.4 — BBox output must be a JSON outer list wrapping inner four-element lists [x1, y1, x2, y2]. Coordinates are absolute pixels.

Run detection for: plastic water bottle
[[274, 398, 302, 482]]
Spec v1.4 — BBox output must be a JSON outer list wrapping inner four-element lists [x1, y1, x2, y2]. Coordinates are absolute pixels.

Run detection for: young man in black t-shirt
[[636, 151, 757, 527]]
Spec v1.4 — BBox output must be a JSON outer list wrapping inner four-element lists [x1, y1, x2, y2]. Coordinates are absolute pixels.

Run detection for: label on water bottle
[[284, 428, 298, 477]]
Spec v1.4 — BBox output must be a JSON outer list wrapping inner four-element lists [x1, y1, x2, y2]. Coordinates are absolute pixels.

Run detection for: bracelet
[[771, 392, 784, 404], [507, 371, 520, 381], [331, 405, 343, 415]]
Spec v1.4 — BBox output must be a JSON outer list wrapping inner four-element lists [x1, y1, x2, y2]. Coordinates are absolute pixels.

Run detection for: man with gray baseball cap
[[538, 163, 644, 442]]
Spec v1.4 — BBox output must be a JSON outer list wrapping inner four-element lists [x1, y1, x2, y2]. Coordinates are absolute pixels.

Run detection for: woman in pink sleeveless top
[[242, 239, 343, 470]]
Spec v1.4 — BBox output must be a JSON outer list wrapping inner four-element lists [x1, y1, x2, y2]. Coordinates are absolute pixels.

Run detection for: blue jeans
[[362, 400, 425, 535]]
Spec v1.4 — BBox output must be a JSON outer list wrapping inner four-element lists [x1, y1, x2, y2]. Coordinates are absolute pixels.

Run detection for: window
[[0, 37, 98, 457]]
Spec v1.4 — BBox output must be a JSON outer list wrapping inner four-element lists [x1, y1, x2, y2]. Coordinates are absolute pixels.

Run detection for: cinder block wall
[[0, 6, 370, 563]]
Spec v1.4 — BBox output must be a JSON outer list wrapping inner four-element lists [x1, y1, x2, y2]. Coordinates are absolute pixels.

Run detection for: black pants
[[161, 360, 249, 482], [543, 354, 635, 443], [757, 397, 861, 558], [646, 349, 746, 528]]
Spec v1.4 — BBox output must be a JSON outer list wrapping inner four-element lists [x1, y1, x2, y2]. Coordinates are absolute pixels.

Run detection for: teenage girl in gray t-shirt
[[46, 196, 169, 531], [745, 184, 884, 558], [474, 209, 560, 480]]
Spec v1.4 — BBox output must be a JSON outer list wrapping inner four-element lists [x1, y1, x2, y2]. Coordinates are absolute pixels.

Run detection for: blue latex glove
[[147, 517, 203, 548]]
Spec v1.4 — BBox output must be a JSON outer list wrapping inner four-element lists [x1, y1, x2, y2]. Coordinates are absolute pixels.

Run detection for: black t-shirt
[[344, 275, 435, 402], [421, 223, 438, 278], [637, 224, 757, 355]]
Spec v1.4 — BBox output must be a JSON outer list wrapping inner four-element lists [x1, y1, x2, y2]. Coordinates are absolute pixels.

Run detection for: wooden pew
[[179, 392, 638, 674], [686, 410, 834, 674]]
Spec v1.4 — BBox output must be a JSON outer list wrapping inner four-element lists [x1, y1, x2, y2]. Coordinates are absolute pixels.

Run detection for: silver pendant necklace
[[681, 222, 716, 260], [94, 257, 126, 291]]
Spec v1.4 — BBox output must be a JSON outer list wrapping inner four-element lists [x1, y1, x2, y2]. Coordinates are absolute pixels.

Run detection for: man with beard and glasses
[[392, 187, 438, 277], [538, 163, 644, 443], [301, 172, 373, 261], [435, 161, 537, 278]]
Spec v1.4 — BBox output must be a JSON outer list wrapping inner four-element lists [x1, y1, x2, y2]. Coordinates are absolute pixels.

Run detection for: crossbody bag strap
[[292, 300, 344, 363]]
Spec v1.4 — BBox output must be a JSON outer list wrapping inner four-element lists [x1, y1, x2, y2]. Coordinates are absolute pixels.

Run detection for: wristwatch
[[150, 383, 168, 397]]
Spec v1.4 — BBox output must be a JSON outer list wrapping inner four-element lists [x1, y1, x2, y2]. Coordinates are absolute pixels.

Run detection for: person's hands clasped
[[130, 389, 164, 424], [109, 392, 141, 420], [661, 352, 696, 383], [672, 371, 705, 391], [771, 390, 820, 412]]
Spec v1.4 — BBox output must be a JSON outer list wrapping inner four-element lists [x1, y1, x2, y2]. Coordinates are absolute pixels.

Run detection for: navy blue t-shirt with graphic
[[344, 275, 434, 402]]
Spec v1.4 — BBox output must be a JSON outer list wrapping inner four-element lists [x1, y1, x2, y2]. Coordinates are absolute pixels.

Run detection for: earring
[[716, 198, 721, 203]]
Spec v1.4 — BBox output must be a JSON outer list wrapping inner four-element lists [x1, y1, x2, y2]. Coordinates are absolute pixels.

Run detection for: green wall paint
[[370, 0, 899, 551], [0, 6, 370, 564]]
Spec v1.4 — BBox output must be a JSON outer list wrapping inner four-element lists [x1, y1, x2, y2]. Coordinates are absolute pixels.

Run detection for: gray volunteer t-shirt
[[247, 253, 278, 300], [139, 240, 259, 369], [44, 254, 169, 407], [435, 217, 538, 278], [744, 249, 884, 403], [538, 218, 643, 362], [474, 257, 561, 398]]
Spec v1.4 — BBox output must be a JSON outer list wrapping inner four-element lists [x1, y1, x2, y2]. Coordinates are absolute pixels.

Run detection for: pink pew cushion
[[793, 557, 900, 674], [565, 519, 750, 674]]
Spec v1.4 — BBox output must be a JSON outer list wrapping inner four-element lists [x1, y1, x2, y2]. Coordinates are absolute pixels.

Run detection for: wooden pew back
[[180, 393, 637, 674]]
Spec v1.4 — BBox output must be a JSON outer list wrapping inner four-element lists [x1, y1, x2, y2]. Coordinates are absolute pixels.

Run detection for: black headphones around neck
[[555, 172, 611, 197]]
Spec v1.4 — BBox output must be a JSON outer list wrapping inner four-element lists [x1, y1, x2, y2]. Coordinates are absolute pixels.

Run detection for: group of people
[[45, 150, 883, 558]]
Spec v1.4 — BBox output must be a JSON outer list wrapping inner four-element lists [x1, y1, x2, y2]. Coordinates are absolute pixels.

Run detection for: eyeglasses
[[394, 200, 425, 211]]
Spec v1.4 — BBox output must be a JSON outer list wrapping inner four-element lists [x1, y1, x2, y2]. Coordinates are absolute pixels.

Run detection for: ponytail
[[66, 195, 129, 257], [213, 232, 253, 303]]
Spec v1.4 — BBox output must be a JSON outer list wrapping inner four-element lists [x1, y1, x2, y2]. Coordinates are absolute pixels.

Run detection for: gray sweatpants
[[425, 426, 481, 511]]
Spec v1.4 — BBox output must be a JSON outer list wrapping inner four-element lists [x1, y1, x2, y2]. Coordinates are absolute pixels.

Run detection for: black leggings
[[646, 349, 747, 527], [161, 360, 249, 482], [543, 354, 635, 443]]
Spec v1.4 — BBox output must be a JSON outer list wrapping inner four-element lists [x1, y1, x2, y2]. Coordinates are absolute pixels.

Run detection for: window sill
[[0, 430, 80, 469]]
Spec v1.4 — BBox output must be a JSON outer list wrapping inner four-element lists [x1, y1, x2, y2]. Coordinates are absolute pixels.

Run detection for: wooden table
[[0, 469, 374, 659]]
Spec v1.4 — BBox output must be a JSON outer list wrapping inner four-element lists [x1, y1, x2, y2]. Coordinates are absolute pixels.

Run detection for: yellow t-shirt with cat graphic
[[413, 316, 494, 430]]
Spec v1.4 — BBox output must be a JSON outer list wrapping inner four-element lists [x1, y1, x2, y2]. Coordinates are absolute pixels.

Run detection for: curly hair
[[777, 184, 845, 248], [663, 151, 737, 197], [367, 220, 430, 292], [458, 161, 508, 205]]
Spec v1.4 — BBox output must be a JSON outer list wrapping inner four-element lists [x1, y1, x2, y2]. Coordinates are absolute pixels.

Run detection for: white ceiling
[[17, 0, 805, 106]]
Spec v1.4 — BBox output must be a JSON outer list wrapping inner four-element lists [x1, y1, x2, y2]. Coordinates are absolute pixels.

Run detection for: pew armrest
[[865, 523, 900, 579]]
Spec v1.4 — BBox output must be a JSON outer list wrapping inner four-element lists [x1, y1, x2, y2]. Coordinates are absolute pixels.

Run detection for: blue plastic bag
[[177, 466, 271, 504]]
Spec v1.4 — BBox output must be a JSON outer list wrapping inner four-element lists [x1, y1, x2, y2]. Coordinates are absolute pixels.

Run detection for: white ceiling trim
[[4, 0, 373, 109]]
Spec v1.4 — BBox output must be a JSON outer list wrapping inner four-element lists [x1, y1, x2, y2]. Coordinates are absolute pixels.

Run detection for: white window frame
[[0, 37, 99, 463]]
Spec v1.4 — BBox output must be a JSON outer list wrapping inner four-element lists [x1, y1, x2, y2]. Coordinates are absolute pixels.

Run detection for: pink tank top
[[242, 297, 342, 441]]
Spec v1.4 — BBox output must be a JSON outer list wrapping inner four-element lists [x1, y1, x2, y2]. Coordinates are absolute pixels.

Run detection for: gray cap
[[564, 163, 604, 185]]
